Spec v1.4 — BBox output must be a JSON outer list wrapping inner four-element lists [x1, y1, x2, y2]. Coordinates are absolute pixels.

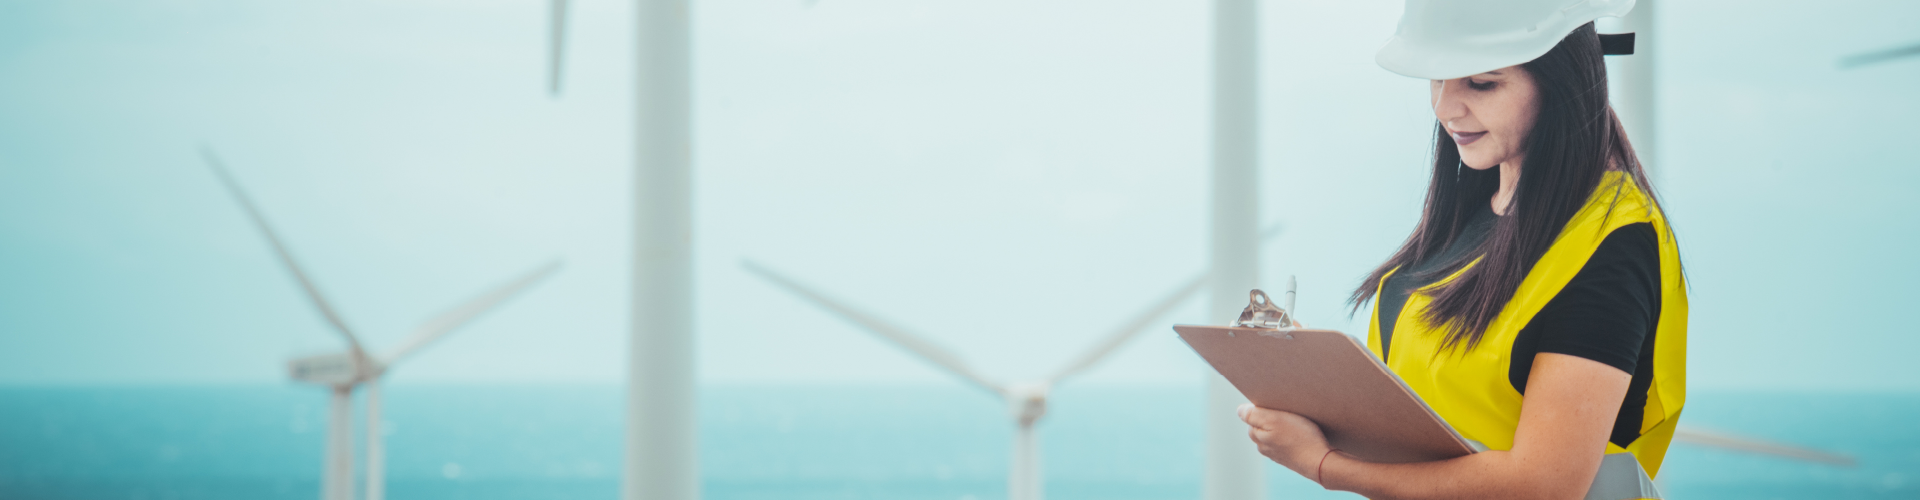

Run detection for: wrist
[[1287, 446, 1333, 479], [1319, 449, 1343, 490]]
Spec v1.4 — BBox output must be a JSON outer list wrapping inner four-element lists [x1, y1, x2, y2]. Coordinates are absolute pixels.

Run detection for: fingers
[[1238, 403, 1268, 428], [1245, 420, 1293, 448], [1238, 403, 1301, 431], [1249, 428, 1281, 461]]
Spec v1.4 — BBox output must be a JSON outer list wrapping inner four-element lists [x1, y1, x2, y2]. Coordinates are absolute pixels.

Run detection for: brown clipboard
[[1175, 299, 1478, 463]]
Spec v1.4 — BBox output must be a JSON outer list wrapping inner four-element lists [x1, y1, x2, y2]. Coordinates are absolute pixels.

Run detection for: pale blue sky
[[1, 0, 1916, 390]]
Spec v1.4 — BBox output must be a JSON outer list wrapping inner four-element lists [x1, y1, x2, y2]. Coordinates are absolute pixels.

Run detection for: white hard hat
[[1376, 0, 1636, 80]]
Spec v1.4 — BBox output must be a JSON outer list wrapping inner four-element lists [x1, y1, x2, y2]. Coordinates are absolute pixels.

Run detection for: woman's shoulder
[[1572, 170, 1664, 231]]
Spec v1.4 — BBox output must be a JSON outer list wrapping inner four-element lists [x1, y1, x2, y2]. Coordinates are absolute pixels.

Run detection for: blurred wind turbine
[[743, 260, 1205, 500], [1207, 0, 1267, 494], [203, 147, 562, 500], [541, 1, 698, 498], [1840, 42, 1920, 69], [738, 223, 1281, 498], [547, 0, 569, 96], [1672, 427, 1856, 467]]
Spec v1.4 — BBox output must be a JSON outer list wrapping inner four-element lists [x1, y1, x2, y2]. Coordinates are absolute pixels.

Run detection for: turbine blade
[[548, 0, 569, 96], [1014, 220, 1282, 385], [382, 260, 562, 365], [1840, 42, 1920, 69], [1673, 426, 1857, 466], [1045, 275, 1205, 385], [743, 260, 1005, 395], [1260, 222, 1285, 242], [202, 146, 368, 357]]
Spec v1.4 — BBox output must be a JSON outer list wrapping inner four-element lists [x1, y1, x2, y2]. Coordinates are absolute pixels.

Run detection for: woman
[[1237, 1, 1687, 499]]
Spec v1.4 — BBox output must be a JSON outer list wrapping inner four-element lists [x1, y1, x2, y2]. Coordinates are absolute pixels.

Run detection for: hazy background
[[2, 0, 1917, 393]]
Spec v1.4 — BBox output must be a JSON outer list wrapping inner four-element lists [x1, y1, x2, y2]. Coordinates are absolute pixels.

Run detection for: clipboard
[[1175, 288, 1478, 464]]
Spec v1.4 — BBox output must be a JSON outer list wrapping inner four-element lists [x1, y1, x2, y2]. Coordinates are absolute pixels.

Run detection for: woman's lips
[[1451, 131, 1487, 146]]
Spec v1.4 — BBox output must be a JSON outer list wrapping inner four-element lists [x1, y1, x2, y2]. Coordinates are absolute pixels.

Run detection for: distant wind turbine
[[548, 0, 568, 96], [203, 147, 563, 500], [1840, 42, 1920, 69], [737, 223, 1280, 499], [743, 260, 1206, 500], [1672, 427, 1856, 467]]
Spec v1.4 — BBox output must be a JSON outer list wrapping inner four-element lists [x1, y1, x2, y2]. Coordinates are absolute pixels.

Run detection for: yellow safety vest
[[1367, 171, 1687, 500]]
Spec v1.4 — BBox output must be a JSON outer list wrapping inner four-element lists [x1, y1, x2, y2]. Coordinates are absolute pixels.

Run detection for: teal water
[[0, 386, 1912, 500]]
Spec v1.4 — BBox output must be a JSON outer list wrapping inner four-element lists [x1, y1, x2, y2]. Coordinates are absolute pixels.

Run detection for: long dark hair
[[1349, 23, 1664, 352]]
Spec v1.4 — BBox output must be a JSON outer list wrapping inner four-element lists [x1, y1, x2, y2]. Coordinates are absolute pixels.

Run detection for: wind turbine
[[1206, 0, 1266, 495], [743, 260, 1206, 500], [1840, 42, 1920, 69], [541, 1, 698, 497], [1672, 427, 1856, 467], [203, 147, 563, 500], [547, 0, 569, 96]]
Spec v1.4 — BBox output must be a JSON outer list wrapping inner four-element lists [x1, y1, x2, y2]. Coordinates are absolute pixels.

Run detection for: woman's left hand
[[1238, 404, 1335, 480]]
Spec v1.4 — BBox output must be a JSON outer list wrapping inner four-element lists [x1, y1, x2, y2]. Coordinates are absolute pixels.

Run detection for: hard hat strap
[[1600, 33, 1635, 56]]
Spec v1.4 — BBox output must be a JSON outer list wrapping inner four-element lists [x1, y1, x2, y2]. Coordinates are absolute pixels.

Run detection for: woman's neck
[[1491, 160, 1521, 216]]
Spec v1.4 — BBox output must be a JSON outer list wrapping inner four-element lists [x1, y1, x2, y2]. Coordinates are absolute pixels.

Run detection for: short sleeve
[[1514, 223, 1662, 379]]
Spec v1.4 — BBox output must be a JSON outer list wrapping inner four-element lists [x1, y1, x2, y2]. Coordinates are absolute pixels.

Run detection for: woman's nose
[[1431, 79, 1467, 124]]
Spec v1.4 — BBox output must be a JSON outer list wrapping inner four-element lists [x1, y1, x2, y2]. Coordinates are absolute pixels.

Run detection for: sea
[[1, 386, 1914, 500]]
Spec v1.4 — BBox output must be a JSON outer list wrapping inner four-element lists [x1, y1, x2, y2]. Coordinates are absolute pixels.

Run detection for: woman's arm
[[1241, 352, 1631, 500]]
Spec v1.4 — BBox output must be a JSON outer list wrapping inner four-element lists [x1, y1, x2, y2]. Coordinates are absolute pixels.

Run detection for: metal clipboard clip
[[1232, 276, 1298, 334]]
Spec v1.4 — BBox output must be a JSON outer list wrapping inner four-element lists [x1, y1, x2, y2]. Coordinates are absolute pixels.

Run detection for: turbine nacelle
[[1006, 382, 1050, 427], [287, 351, 375, 386]]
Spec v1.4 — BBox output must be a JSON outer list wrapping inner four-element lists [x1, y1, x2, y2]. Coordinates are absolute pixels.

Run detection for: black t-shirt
[[1375, 203, 1661, 448]]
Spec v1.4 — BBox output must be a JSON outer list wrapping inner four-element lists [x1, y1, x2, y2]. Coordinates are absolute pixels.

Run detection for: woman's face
[[1431, 66, 1540, 170]]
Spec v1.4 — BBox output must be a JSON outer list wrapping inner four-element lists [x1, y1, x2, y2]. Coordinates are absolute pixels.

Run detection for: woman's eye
[[1466, 79, 1496, 91]]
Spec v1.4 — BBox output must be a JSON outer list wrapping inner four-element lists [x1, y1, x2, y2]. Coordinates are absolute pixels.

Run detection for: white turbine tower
[[543, 2, 697, 497], [204, 147, 562, 500], [743, 261, 1205, 500], [1207, 0, 1264, 495]]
